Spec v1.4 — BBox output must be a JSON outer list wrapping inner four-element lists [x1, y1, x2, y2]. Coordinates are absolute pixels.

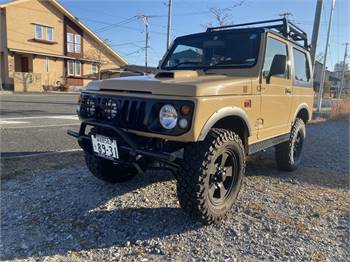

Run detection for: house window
[[35, 24, 54, 42], [67, 33, 81, 53], [67, 60, 82, 76], [67, 60, 74, 76], [35, 24, 43, 40], [46, 27, 53, 41], [75, 61, 81, 76], [44, 57, 49, 73], [74, 35, 81, 53], [67, 33, 74, 52], [91, 63, 98, 74]]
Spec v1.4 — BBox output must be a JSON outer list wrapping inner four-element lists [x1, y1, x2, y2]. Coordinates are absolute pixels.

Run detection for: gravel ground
[[1, 120, 349, 261]]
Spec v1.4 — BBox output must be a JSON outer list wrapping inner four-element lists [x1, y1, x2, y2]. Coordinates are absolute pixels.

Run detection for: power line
[[110, 40, 145, 47], [95, 16, 138, 33]]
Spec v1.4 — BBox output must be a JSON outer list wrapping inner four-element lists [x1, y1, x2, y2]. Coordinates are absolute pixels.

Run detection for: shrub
[[331, 98, 350, 121]]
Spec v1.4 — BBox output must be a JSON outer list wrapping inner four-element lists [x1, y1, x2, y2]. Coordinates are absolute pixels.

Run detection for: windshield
[[162, 30, 261, 70]]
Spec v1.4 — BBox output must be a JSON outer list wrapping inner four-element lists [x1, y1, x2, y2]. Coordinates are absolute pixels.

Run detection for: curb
[[1, 149, 83, 160], [0, 91, 80, 95]]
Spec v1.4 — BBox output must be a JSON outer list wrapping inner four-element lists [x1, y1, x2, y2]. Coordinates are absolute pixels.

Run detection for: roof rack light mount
[[206, 18, 309, 49]]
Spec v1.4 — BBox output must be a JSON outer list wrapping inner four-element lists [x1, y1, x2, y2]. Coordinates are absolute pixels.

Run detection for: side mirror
[[267, 54, 286, 83]]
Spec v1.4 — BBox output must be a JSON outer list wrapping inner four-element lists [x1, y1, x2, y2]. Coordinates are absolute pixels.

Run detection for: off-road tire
[[85, 153, 137, 183], [176, 128, 246, 224], [275, 118, 306, 171]]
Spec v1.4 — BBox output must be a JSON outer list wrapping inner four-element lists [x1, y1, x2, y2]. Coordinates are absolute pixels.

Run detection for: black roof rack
[[206, 18, 309, 49]]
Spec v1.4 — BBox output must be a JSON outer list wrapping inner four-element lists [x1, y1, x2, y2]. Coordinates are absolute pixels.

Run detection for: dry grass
[[331, 98, 350, 120]]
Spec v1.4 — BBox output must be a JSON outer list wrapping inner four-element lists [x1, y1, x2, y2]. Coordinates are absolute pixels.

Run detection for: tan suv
[[68, 18, 314, 224]]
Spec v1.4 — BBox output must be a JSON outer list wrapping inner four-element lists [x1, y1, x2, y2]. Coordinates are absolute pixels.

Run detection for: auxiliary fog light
[[178, 118, 188, 129]]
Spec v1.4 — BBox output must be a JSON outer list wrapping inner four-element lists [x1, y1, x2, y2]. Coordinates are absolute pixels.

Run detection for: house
[[0, 0, 127, 92], [313, 61, 332, 92]]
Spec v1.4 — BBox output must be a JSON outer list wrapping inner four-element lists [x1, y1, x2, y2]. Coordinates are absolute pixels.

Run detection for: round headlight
[[159, 104, 178, 129]]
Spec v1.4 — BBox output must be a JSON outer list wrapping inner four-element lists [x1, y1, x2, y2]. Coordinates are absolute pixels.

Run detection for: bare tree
[[209, 7, 233, 27], [206, 0, 246, 28]]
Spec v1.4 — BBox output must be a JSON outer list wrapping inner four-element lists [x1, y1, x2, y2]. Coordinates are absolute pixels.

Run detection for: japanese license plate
[[91, 134, 119, 160]]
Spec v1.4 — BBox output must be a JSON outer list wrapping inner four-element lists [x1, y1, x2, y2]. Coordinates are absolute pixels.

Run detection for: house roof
[[0, 0, 128, 65]]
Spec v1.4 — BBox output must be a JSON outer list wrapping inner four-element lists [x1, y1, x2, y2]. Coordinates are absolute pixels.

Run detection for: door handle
[[285, 87, 292, 94]]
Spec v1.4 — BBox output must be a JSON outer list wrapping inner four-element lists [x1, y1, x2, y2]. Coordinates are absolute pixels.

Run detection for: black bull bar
[[67, 120, 177, 162]]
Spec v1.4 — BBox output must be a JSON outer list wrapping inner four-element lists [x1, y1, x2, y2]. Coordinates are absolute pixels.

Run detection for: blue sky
[[4, 0, 350, 69]]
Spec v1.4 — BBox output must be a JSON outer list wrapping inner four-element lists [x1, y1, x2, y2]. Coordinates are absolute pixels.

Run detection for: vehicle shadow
[[0, 167, 201, 260]]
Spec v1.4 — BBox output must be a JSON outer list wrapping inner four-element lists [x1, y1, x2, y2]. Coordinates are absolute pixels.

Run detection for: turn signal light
[[180, 104, 191, 115]]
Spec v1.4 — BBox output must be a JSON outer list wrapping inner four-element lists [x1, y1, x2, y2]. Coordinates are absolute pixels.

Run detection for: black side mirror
[[267, 54, 286, 83]]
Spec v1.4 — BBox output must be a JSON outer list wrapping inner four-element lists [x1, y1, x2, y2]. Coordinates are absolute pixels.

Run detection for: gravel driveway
[[1, 120, 349, 261]]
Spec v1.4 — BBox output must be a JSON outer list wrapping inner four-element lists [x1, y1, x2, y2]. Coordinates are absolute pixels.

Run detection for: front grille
[[120, 100, 148, 128], [79, 93, 194, 136], [80, 95, 151, 129]]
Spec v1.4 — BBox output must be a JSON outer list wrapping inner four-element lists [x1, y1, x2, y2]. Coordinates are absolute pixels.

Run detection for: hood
[[85, 71, 254, 97]]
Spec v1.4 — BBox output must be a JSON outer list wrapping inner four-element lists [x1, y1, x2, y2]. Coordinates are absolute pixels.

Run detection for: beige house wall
[[83, 34, 122, 71], [32, 56, 64, 86], [5, 0, 64, 55], [14, 72, 42, 92], [82, 34, 124, 87], [82, 61, 95, 87], [1, 0, 126, 91]]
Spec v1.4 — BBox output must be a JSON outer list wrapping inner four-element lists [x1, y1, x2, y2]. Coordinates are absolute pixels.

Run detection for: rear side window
[[262, 37, 289, 79], [293, 48, 310, 82]]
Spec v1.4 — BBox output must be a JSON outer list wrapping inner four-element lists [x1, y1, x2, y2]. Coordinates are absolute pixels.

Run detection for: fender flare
[[198, 107, 252, 141], [293, 103, 311, 122]]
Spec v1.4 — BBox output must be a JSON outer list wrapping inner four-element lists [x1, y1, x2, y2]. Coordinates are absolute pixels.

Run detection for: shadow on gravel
[[0, 151, 48, 158], [246, 149, 349, 190], [1, 168, 201, 260]]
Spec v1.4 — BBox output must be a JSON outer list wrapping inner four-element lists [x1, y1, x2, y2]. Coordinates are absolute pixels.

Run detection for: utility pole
[[278, 12, 293, 19], [311, 0, 323, 65], [316, 0, 335, 112], [338, 43, 349, 99], [166, 0, 173, 50], [138, 15, 150, 68]]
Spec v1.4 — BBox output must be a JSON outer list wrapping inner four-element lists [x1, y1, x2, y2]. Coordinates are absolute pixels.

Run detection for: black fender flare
[[198, 107, 252, 141]]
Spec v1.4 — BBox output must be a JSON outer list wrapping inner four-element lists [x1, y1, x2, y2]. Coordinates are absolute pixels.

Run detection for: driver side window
[[263, 37, 289, 79]]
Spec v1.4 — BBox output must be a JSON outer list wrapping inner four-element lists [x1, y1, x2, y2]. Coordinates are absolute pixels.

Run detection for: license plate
[[91, 134, 119, 160]]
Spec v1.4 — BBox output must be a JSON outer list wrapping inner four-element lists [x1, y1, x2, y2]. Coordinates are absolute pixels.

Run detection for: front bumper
[[67, 120, 177, 163]]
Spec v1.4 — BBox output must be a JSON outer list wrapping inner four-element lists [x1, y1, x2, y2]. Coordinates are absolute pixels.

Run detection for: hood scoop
[[155, 70, 198, 79]]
